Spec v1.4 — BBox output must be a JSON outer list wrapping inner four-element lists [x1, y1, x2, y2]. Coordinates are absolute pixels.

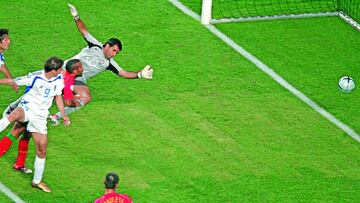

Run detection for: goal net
[[179, 0, 360, 30]]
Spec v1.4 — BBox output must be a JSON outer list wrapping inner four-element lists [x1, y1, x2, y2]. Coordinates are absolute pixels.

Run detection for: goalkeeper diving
[[49, 3, 154, 124]]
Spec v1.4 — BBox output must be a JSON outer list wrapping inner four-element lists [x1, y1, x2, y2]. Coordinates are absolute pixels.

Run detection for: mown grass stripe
[[169, 0, 360, 143]]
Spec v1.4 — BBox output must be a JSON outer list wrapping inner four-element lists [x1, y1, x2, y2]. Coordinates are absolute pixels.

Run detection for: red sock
[[0, 136, 13, 157], [14, 137, 29, 167]]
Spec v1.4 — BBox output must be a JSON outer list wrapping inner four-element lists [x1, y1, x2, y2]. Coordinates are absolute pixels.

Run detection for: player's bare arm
[[68, 3, 88, 36], [119, 70, 138, 79], [0, 78, 15, 85], [0, 74, 19, 92], [0, 64, 18, 92], [119, 65, 153, 80], [74, 19, 88, 36], [55, 95, 71, 126], [0, 64, 13, 79]]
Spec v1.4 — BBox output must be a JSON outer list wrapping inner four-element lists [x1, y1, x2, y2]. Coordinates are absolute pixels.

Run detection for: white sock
[[55, 105, 83, 119], [0, 117, 10, 133], [32, 155, 46, 184]]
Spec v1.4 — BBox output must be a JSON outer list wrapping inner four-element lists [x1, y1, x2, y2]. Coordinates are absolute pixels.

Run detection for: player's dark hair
[[66, 59, 81, 73], [104, 172, 119, 189], [0, 29, 9, 42], [44, 57, 64, 73], [104, 38, 122, 51]]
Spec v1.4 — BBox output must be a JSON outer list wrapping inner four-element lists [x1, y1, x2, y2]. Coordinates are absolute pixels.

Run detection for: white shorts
[[19, 101, 48, 135]]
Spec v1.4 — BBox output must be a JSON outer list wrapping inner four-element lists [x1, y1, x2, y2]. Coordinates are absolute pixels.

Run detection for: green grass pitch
[[0, 0, 359, 202]]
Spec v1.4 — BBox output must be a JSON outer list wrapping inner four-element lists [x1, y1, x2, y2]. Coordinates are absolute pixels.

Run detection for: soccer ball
[[338, 76, 355, 93]]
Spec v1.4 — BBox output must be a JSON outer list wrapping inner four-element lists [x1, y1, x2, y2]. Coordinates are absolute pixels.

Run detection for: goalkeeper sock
[[0, 133, 16, 157], [33, 155, 45, 184], [0, 117, 10, 132], [55, 105, 83, 119], [15, 136, 30, 167]]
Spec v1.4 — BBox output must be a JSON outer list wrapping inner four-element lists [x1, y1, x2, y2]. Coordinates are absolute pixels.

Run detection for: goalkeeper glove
[[68, 3, 80, 21], [137, 65, 153, 80]]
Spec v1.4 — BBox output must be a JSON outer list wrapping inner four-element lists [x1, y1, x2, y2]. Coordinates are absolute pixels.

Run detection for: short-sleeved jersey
[[13, 70, 64, 112], [0, 53, 5, 66], [62, 71, 75, 100], [68, 33, 123, 83], [94, 192, 132, 203]]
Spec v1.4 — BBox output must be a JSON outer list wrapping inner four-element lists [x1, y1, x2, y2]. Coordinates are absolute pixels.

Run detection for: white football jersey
[[0, 53, 5, 66], [68, 33, 123, 83], [14, 70, 64, 112]]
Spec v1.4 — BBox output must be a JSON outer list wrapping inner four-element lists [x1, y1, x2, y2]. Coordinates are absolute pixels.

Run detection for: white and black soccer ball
[[338, 76, 355, 93]]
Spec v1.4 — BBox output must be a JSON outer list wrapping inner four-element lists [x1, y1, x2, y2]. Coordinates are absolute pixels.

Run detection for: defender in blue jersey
[[0, 29, 18, 92]]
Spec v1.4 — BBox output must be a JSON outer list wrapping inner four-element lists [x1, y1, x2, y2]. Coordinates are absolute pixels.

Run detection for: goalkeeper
[[50, 3, 154, 125]]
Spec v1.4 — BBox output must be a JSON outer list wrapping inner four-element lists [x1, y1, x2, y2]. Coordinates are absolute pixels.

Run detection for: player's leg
[[0, 117, 11, 133], [31, 132, 51, 192], [0, 122, 26, 157], [13, 126, 32, 174], [50, 83, 91, 125], [2, 96, 22, 118], [0, 95, 27, 155], [29, 114, 51, 192], [72, 83, 92, 105], [0, 107, 25, 133]]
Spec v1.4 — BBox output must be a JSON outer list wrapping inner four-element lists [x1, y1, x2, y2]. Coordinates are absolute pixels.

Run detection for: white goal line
[[169, 0, 360, 143], [0, 182, 26, 203]]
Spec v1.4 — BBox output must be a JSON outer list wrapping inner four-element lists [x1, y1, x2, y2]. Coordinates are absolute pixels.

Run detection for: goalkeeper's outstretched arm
[[68, 3, 88, 36], [118, 65, 153, 80], [74, 19, 88, 36]]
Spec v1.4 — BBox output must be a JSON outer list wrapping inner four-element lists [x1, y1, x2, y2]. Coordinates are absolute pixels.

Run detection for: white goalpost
[[201, 0, 212, 24], [339, 11, 360, 31]]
